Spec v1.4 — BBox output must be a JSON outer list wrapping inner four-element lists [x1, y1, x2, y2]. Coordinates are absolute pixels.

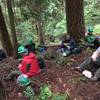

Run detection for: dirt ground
[[0, 49, 100, 100]]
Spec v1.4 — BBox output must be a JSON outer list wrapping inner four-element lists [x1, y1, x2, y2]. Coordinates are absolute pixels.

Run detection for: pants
[[7, 71, 21, 80], [79, 56, 100, 78], [57, 48, 71, 54]]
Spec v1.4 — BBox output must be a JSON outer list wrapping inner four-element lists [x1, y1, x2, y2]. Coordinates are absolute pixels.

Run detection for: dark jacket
[[60, 38, 77, 50]]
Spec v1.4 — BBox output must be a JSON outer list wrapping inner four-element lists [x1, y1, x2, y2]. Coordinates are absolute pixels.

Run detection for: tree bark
[[7, 0, 18, 58], [65, 0, 85, 43], [0, 5, 13, 56], [27, 0, 45, 45], [36, 20, 45, 45]]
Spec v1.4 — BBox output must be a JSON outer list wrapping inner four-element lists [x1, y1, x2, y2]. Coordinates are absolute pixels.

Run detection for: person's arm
[[18, 64, 22, 68], [92, 47, 100, 61], [68, 39, 76, 50]]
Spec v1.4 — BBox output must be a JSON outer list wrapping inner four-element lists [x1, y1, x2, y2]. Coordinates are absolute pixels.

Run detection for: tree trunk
[[36, 20, 45, 45], [0, 5, 13, 56], [7, 0, 18, 58], [65, 0, 85, 43], [26, 0, 45, 45]]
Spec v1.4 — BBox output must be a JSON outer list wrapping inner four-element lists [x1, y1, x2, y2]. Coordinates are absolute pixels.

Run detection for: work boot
[[90, 76, 98, 82]]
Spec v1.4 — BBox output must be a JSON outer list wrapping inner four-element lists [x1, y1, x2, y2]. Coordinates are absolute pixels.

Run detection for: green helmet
[[88, 26, 93, 33], [28, 39, 33, 45], [17, 74, 31, 86], [18, 45, 27, 53]]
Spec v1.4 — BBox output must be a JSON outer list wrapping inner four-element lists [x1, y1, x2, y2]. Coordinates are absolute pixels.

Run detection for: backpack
[[72, 46, 82, 54], [0, 49, 6, 61], [38, 57, 46, 69]]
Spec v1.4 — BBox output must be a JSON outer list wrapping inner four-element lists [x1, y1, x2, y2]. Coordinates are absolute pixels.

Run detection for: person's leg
[[89, 56, 100, 81], [94, 67, 100, 79], [75, 56, 93, 71], [57, 48, 63, 53], [90, 67, 100, 81], [65, 49, 71, 56], [79, 56, 92, 70], [6, 71, 21, 80]]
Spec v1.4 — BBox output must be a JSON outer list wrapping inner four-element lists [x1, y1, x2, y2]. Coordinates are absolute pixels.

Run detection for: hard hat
[[88, 26, 93, 33], [18, 45, 27, 53]]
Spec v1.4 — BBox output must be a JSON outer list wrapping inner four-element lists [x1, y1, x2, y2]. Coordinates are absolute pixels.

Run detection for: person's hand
[[63, 43, 68, 46], [18, 64, 22, 68], [22, 74, 28, 78], [67, 46, 70, 49], [92, 53, 97, 61]]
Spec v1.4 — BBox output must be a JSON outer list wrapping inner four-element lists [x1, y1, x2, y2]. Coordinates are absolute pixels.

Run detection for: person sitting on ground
[[84, 26, 100, 49], [5, 45, 41, 86], [57, 35, 77, 56], [25, 39, 36, 53], [0, 49, 6, 61], [75, 46, 100, 81]]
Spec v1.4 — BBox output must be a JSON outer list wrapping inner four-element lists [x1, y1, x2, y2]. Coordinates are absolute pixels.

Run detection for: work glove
[[22, 74, 28, 78]]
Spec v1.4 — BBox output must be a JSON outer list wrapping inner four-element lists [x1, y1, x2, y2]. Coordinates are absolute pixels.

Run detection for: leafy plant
[[56, 54, 68, 66], [38, 85, 52, 100], [94, 24, 100, 34], [23, 84, 71, 100], [23, 86, 35, 100], [16, 20, 38, 44]]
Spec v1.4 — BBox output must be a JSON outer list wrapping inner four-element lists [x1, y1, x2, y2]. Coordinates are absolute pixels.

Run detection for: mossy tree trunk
[[36, 20, 45, 45], [65, 0, 85, 43], [7, 0, 18, 58]]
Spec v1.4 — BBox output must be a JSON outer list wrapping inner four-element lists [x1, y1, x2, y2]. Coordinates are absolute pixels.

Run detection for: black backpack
[[38, 57, 46, 69], [0, 49, 6, 61]]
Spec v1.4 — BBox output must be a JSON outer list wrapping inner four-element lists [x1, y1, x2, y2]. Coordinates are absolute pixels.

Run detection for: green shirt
[[84, 34, 96, 43]]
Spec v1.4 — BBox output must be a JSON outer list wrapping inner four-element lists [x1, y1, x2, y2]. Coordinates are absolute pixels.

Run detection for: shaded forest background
[[0, 0, 100, 99], [0, 0, 100, 56]]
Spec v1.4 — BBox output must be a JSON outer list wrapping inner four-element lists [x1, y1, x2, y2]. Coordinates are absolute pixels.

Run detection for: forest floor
[[0, 49, 100, 100]]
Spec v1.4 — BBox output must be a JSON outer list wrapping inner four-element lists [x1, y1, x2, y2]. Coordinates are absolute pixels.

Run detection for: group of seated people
[[57, 26, 100, 57], [0, 26, 100, 86]]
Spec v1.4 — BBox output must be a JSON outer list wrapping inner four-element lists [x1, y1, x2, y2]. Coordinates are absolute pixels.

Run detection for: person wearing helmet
[[75, 46, 100, 81], [85, 26, 100, 49], [85, 27, 95, 42], [88, 26, 93, 33], [5, 45, 40, 86]]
